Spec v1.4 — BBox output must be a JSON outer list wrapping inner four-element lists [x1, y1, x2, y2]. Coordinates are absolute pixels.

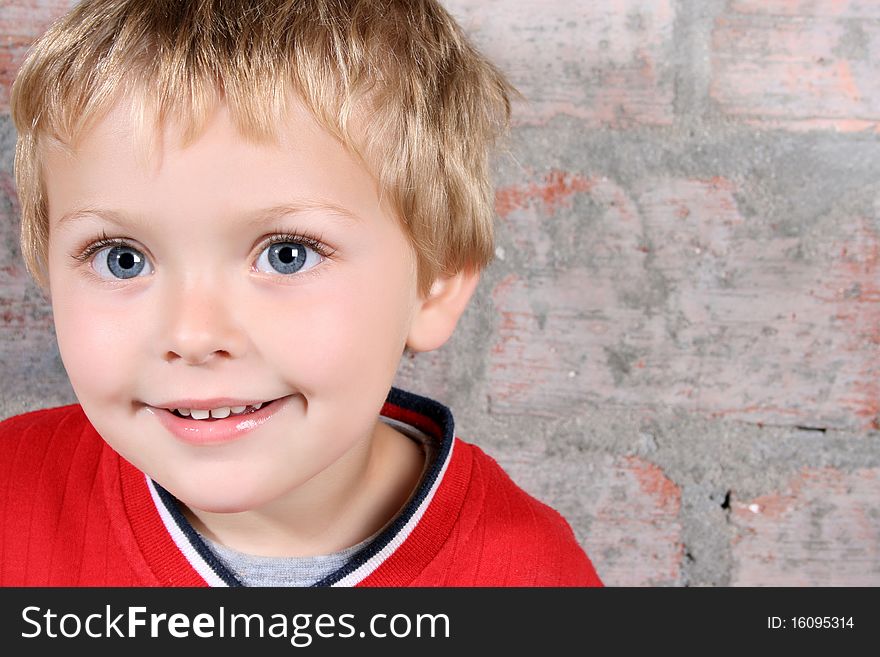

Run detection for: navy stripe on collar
[[152, 482, 244, 587], [312, 386, 454, 586]]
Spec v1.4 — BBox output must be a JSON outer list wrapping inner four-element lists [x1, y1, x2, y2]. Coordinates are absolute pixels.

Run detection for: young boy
[[1, 0, 602, 587]]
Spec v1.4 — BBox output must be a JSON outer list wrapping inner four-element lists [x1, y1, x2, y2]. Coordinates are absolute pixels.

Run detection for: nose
[[160, 277, 248, 365]]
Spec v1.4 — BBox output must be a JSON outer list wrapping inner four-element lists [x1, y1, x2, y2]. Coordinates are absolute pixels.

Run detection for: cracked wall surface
[[2, 0, 879, 585]]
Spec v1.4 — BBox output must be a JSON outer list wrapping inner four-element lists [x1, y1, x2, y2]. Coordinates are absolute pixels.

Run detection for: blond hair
[[11, 0, 514, 296]]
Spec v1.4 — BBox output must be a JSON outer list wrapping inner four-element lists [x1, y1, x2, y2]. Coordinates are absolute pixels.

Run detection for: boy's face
[[43, 98, 424, 513]]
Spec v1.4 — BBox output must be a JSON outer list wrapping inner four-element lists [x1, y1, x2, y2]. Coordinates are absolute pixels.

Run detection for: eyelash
[[72, 230, 337, 269], [256, 230, 337, 263], [73, 232, 131, 263]]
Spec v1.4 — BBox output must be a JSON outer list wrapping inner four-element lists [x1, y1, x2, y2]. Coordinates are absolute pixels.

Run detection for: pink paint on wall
[[495, 170, 594, 220]]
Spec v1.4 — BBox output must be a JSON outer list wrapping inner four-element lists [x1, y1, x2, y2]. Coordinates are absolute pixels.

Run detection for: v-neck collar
[[108, 386, 470, 586]]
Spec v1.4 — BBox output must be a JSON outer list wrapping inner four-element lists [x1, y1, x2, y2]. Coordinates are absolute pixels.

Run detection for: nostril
[[164, 349, 232, 365]]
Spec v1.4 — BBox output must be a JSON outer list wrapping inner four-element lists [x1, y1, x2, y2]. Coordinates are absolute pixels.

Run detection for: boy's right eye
[[92, 244, 154, 280]]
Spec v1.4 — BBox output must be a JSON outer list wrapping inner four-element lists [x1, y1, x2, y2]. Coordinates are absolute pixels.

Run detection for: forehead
[[41, 96, 389, 230]]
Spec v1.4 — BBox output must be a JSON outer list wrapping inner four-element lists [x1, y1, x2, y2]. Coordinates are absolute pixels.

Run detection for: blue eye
[[93, 245, 153, 279], [255, 241, 322, 275]]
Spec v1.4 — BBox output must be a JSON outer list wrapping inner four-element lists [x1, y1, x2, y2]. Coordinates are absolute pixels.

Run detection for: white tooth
[[210, 406, 231, 419], [190, 409, 210, 420], [253, 402, 263, 410], [230, 406, 246, 414], [177, 408, 191, 417]]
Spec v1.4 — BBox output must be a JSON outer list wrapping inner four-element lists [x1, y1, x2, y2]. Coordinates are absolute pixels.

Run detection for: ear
[[406, 267, 481, 353]]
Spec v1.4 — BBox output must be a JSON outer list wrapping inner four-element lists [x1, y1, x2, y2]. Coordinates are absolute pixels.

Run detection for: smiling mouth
[[167, 399, 279, 421]]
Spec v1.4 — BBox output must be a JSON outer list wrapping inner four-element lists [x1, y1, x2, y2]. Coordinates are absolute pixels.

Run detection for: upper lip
[[149, 396, 282, 410]]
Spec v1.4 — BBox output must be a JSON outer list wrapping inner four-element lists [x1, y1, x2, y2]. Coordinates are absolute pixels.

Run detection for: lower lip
[[149, 396, 295, 446]]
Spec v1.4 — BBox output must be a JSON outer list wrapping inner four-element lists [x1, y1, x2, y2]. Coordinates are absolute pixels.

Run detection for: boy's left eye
[[254, 241, 322, 275]]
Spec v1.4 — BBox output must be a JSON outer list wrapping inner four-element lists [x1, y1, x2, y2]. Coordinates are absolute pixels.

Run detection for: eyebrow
[[243, 202, 363, 227], [56, 201, 364, 229]]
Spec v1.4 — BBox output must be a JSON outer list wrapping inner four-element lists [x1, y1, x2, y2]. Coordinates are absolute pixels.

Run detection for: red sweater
[[0, 387, 602, 587]]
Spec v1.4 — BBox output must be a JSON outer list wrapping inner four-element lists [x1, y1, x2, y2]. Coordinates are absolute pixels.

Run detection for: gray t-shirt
[[198, 530, 379, 587]]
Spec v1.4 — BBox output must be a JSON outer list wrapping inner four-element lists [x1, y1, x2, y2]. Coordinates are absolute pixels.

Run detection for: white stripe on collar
[[330, 439, 454, 587], [146, 477, 230, 587]]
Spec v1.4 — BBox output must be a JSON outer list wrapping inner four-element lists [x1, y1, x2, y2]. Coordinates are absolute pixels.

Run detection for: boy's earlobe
[[406, 267, 481, 353]]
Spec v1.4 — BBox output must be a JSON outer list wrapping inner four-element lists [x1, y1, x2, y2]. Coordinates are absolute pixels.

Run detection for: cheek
[[50, 277, 142, 403], [255, 253, 415, 388]]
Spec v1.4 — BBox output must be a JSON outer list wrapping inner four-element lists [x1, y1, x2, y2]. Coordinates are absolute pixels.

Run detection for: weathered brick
[[636, 182, 879, 432], [489, 172, 644, 416], [711, 6, 880, 131], [442, 0, 675, 126], [0, 1, 80, 112], [822, 219, 880, 430], [498, 450, 682, 586], [490, 171, 878, 431], [731, 467, 880, 586]]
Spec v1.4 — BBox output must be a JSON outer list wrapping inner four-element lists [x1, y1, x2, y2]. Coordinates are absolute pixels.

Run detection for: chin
[[160, 475, 279, 515]]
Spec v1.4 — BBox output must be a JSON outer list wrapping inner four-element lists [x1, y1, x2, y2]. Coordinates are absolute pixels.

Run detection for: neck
[[182, 418, 425, 557]]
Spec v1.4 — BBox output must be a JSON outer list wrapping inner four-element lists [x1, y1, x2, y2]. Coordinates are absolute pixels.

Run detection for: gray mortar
[[670, 0, 728, 125], [0, 114, 16, 173]]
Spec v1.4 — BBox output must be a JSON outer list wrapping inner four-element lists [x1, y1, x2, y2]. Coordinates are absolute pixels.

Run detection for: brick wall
[[1, 0, 878, 586]]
